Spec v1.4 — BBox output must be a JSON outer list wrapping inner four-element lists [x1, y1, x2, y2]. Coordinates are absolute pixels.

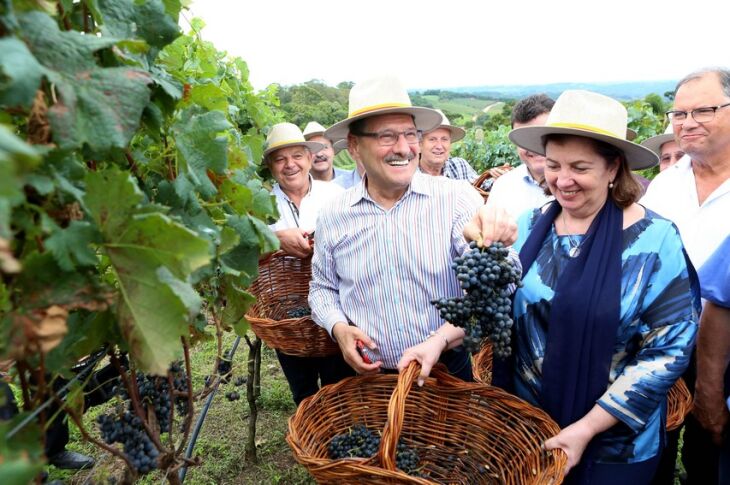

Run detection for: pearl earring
[[608, 181, 614, 189]]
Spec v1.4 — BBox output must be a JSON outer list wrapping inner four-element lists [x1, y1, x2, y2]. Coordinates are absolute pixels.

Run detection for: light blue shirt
[[309, 172, 484, 368], [333, 168, 362, 189]]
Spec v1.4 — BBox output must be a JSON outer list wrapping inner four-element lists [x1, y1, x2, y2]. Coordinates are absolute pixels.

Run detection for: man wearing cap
[[263, 122, 353, 405], [302, 121, 351, 182], [485, 94, 555, 220], [418, 110, 478, 182], [641, 125, 685, 172], [641, 68, 730, 485], [308, 75, 517, 385], [265, 122, 344, 259]]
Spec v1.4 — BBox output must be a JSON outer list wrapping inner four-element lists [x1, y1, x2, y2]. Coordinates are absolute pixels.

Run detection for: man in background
[[303, 121, 350, 182]]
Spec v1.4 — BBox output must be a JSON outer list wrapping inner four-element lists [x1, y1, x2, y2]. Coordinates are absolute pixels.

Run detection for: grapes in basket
[[328, 424, 424, 476], [431, 241, 521, 358], [286, 305, 312, 318]]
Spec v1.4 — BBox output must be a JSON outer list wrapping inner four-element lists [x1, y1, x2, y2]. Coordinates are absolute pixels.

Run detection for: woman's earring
[[608, 181, 614, 189]]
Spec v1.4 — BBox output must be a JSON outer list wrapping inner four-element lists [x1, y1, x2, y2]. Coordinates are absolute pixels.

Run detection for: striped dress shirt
[[309, 172, 484, 368]]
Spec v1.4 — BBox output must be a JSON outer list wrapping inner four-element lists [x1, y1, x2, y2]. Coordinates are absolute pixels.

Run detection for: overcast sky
[[186, 0, 729, 92]]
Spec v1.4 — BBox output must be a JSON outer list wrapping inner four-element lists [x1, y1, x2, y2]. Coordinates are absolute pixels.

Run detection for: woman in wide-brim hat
[[474, 90, 699, 484]]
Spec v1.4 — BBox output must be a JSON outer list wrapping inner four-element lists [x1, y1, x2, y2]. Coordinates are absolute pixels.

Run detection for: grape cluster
[[234, 375, 247, 387], [127, 363, 189, 433], [328, 425, 422, 476], [97, 412, 159, 474], [286, 306, 311, 318], [225, 390, 241, 401], [217, 357, 232, 383], [432, 241, 521, 357]]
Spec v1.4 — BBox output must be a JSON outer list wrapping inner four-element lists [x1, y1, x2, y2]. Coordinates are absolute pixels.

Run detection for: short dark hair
[[511, 94, 555, 127], [542, 134, 643, 209], [675, 68, 730, 98]]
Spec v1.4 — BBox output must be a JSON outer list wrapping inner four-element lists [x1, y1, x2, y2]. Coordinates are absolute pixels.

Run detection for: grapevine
[[432, 241, 521, 357]]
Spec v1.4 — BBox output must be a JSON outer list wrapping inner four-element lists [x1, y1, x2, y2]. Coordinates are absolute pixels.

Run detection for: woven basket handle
[[378, 361, 458, 471]]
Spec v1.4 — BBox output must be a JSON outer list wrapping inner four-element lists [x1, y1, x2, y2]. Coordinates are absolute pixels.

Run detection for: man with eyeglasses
[[309, 75, 517, 384], [642, 68, 730, 485]]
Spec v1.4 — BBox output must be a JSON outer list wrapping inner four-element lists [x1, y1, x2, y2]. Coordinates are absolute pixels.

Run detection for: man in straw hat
[[262, 122, 353, 405], [642, 67, 730, 485], [641, 125, 685, 172], [418, 109, 477, 181], [485, 94, 555, 220], [308, 74, 518, 385], [302, 121, 351, 182]]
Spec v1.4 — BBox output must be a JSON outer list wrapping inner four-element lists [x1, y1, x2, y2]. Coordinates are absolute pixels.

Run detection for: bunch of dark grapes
[[328, 425, 422, 476], [225, 390, 240, 401], [286, 306, 311, 318], [217, 357, 232, 383], [97, 412, 159, 474], [120, 363, 189, 434], [432, 241, 521, 358]]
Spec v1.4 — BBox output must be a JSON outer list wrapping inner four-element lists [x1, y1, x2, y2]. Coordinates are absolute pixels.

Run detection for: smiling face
[[307, 135, 336, 180], [419, 128, 452, 172], [349, 113, 419, 200], [544, 136, 619, 219], [659, 140, 684, 171], [673, 72, 730, 162], [268, 145, 312, 194]]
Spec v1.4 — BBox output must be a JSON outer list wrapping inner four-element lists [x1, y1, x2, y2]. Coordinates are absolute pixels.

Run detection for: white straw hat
[[263, 122, 324, 161], [508, 90, 659, 170], [424, 109, 466, 142], [332, 139, 348, 154], [325, 75, 442, 140], [303, 121, 328, 140], [640, 125, 676, 156]]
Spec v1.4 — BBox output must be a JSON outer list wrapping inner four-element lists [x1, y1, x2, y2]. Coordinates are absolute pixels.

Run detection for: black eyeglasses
[[353, 129, 422, 146], [666, 102, 730, 124]]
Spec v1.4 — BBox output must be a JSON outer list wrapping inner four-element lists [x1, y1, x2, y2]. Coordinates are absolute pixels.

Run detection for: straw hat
[[509, 90, 658, 170], [303, 121, 328, 140], [424, 109, 466, 142], [640, 125, 676, 156], [263, 123, 324, 161], [332, 139, 348, 154], [325, 75, 441, 140]]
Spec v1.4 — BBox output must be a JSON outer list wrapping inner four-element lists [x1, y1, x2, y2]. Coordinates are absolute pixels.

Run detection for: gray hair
[[675, 68, 730, 98]]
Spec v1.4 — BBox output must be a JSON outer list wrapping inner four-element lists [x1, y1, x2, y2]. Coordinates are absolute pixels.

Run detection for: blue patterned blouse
[[512, 207, 699, 464]]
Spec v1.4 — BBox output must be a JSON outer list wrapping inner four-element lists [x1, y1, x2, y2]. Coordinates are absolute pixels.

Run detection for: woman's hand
[[397, 336, 447, 387], [464, 206, 518, 247]]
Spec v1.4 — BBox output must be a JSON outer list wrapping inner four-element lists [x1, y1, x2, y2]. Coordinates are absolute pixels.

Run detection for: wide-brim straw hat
[[263, 122, 324, 161], [332, 139, 348, 154], [509, 90, 658, 170], [303, 121, 328, 141], [640, 125, 676, 156], [325, 75, 442, 140], [424, 109, 466, 142]]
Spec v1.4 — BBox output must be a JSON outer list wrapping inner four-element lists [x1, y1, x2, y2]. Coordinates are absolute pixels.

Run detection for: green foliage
[[0, 0, 281, 478], [452, 125, 520, 173], [276, 80, 348, 128], [625, 96, 669, 143]]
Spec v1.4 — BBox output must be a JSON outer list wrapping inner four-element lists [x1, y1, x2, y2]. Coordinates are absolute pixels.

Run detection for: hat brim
[[424, 124, 466, 142], [640, 133, 675, 157], [509, 126, 659, 170], [324, 106, 442, 141], [304, 131, 326, 141], [263, 141, 325, 161]]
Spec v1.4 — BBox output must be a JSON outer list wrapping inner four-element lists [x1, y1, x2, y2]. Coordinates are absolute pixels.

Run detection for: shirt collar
[[272, 174, 314, 202], [349, 170, 431, 207]]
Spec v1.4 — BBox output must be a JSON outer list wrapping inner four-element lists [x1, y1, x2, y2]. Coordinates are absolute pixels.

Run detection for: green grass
[[45, 333, 315, 484]]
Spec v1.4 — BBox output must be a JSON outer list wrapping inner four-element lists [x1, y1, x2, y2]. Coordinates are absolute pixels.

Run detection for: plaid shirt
[[442, 157, 478, 183]]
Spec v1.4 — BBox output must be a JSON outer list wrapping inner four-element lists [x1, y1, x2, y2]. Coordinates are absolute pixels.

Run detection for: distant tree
[[664, 90, 675, 102]]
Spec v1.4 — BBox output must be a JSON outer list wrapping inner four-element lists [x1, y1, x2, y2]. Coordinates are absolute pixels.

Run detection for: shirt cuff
[[322, 310, 349, 338]]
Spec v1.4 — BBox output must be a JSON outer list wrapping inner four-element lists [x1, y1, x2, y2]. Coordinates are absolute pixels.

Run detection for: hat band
[[349, 102, 411, 118], [267, 138, 307, 150], [549, 122, 623, 139]]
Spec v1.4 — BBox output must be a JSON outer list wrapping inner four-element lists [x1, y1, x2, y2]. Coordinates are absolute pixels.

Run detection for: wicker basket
[[473, 164, 513, 202], [472, 343, 694, 432], [245, 251, 339, 357], [666, 378, 693, 431], [288, 362, 566, 484]]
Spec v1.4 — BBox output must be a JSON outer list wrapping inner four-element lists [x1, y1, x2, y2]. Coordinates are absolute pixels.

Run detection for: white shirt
[[641, 155, 730, 269], [484, 164, 552, 220], [268, 178, 344, 232]]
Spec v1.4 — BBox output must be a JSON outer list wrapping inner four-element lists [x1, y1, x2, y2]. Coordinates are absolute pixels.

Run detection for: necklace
[[561, 212, 584, 258]]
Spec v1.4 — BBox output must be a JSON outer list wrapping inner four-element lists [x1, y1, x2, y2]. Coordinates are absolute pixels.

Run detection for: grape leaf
[[0, 38, 45, 109], [45, 221, 102, 271], [0, 415, 44, 485], [221, 279, 254, 335], [96, 0, 180, 54], [172, 108, 232, 198]]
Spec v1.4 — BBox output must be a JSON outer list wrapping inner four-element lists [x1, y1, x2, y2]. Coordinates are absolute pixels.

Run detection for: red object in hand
[[355, 340, 371, 364]]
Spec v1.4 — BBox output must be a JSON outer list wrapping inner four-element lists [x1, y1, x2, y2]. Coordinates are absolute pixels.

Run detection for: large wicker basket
[[472, 343, 694, 432], [473, 164, 513, 202], [288, 362, 566, 484], [245, 251, 339, 357]]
